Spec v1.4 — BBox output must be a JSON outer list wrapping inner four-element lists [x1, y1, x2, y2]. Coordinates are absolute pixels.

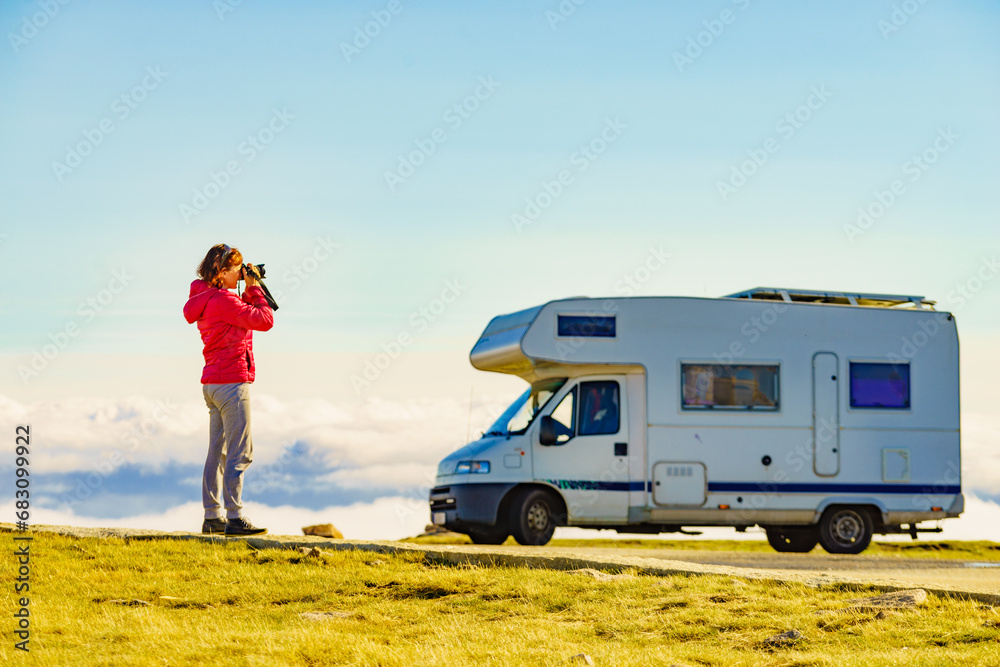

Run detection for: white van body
[[430, 288, 963, 553]]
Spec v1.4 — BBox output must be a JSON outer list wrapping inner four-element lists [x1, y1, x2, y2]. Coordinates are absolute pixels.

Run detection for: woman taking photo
[[183, 243, 274, 536]]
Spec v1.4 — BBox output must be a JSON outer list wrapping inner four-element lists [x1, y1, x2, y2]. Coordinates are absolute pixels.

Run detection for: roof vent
[[724, 287, 935, 310]]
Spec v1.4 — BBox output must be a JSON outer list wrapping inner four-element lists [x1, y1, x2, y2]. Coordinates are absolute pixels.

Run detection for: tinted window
[[557, 315, 616, 338], [579, 381, 620, 436], [681, 364, 779, 410], [850, 362, 910, 409]]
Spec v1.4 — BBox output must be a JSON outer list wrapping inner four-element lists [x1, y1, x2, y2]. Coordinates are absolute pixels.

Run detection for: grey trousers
[[202, 382, 254, 520]]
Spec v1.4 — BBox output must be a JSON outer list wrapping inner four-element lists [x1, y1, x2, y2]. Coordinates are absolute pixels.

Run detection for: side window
[[578, 381, 620, 436], [549, 387, 576, 443], [681, 364, 779, 410], [850, 362, 910, 409]]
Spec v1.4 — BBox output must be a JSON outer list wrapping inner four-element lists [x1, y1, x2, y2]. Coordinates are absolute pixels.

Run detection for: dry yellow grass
[[1, 532, 998, 666]]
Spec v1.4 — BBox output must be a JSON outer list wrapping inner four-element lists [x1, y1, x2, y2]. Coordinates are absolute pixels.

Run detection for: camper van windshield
[[484, 378, 567, 436]]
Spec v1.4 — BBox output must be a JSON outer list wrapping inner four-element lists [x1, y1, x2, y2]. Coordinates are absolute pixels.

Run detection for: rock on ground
[[302, 523, 342, 539], [848, 589, 928, 610], [296, 546, 323, 557], [762, 629, 803, 648], [571, 568, 635, 582], [300, 611, 351, 621], [414, 524, 464, 538]]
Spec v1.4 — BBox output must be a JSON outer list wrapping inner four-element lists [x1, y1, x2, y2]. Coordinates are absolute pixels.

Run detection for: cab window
[[579, 381, 620, 435]]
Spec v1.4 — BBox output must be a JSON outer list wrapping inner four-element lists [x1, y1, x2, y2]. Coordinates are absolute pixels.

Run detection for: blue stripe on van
[[546, 480, 645, 492], [708, 482, 961, 495], [543, 480, 961, 495]]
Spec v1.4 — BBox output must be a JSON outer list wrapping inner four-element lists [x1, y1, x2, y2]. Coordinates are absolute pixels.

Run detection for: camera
[[243, 263, 266, 280], [241, 263, 278, 311]]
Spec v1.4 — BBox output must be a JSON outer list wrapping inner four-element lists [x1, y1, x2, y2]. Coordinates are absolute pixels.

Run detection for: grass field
[[2, 531, 998, 666], [405, 534, 1000, 561]]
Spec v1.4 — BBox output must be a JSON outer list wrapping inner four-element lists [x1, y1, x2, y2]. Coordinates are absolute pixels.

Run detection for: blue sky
[[1, 0, 998, 538]]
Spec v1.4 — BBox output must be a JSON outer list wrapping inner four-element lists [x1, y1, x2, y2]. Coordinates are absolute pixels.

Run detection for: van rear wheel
[[818, 506, 873, 554], [509, 488, 559, 546], [765, 526, 819, 553]]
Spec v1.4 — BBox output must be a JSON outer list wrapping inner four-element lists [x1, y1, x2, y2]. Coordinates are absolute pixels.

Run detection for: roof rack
[[723, 287, 935, 310]]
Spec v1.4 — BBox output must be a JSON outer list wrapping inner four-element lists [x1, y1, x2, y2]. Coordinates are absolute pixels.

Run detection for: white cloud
[[962, 412, 1000, 494], [932, 493, 1000, 542], [0, 391, 518, 485]]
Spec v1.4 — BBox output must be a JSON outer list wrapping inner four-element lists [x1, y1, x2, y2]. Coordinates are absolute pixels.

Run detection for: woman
[[183, 243, 274, 536]]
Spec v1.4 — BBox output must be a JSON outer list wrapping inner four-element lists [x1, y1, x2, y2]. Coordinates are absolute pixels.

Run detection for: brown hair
[[197, 244, 243, 288]]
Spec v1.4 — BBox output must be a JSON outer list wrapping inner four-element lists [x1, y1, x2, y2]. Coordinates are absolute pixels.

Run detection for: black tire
[[509, 488, 560, 546], [765, 526, 819, 553], [818, 506, 874, 554], [467, 525, 509, 545]]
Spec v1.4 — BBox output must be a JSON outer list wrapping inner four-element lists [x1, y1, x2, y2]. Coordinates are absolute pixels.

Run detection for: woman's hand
[[242, 264, 260, 287]]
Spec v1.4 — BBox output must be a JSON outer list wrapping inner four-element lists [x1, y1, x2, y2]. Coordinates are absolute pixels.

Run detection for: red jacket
[[183, 279, 274, 384]]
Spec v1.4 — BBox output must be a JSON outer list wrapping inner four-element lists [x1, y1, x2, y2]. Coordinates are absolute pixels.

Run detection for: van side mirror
[[539, 416, 558, 446]]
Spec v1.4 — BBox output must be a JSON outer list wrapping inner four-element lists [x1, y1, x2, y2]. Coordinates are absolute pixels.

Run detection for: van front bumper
[[429, 483, 517, 531]]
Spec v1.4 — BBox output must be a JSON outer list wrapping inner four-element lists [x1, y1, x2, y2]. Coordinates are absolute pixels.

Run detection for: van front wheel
[[818, 506, 873, 554], [467, 525, 509, 545], [509, 488, 559, 546]]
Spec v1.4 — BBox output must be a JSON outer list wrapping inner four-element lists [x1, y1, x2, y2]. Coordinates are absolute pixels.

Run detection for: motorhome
[[429, 288, 962, 554]]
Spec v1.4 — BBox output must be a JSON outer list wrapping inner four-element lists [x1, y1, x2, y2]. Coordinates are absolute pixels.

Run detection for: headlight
[[455, 460, 490, 474]]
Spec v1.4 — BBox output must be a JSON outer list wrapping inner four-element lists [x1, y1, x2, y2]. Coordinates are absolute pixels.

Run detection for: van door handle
[[614, 442, 627, 456]]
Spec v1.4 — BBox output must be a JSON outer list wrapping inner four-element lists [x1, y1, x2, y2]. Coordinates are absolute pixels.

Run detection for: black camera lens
[[244, 263, 266, 279]]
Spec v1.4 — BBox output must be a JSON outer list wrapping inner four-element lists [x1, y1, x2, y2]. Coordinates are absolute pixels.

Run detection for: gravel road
[[496, 545, 1000, 594]]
